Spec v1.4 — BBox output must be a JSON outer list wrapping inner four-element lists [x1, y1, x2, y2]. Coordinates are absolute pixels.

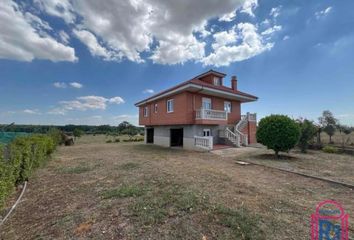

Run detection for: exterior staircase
[[223, 113, 256, 147]]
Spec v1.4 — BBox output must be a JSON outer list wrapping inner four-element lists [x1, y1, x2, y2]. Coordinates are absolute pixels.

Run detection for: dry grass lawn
[[1, 135, 353, 239]]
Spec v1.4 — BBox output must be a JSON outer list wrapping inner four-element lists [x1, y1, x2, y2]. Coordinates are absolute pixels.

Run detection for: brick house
[[135, 70, 258, 151]]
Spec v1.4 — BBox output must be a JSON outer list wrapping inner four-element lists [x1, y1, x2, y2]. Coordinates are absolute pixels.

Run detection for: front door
[[170, 128, 183, 147], [146, 128, 154, 143]]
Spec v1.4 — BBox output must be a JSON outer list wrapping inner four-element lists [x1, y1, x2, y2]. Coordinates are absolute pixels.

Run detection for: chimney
[[231, 76, 237, 91]]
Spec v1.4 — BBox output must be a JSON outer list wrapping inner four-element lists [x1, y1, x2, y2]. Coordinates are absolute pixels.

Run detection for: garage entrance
[[170, 128, 183, 147], [146, 128, 154, 143]]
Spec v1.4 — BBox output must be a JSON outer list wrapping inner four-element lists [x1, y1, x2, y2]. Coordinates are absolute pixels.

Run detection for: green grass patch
[[119, 162, 140, 170], [129, 183, 206, 225], [101, 185, 146, 199], [212, 206, 264, 240]]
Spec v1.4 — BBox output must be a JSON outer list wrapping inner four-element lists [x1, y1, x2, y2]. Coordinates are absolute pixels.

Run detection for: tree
[[337, 124, 352, 147], [121, 127, 138, 140], [319, 110, 337, 144], [73, 128, 84, 139], [257, 115, 300, 158], [297, 119, 317, 153]]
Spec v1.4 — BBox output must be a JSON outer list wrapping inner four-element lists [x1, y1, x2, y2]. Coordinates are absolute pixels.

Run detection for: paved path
[[211, 146, 262, 157]]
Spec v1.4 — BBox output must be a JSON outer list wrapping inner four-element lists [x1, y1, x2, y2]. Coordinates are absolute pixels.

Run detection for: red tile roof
[[135, 71, 258, 106]]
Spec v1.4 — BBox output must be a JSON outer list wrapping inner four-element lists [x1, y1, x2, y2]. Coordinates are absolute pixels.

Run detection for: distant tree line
[[0, 121, 144, 136]]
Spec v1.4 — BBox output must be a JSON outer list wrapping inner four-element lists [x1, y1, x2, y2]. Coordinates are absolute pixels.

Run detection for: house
[[135, 70, 258, 151]]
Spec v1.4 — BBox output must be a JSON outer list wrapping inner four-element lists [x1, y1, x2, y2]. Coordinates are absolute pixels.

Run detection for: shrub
[[106, 140, 113, 143], [297, 119, 317, 153], [257, 115, 300, 158], [115, 138, 120, 143], [322, 145, 338, 154], [0, 134, 58, 208], [0, 145, 14, 207]]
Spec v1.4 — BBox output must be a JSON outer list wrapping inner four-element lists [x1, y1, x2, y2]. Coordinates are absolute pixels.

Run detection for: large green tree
[[297, 119, 317, 153], [257, 115, 300, 158]]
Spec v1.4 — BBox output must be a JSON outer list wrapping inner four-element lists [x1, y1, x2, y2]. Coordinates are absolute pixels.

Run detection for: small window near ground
[[167, 99, 174, 113], [203, 129, 211, 137], [143, 106, 148, 117], [154, 104, 158, 113], [224, 101, 231, 113]]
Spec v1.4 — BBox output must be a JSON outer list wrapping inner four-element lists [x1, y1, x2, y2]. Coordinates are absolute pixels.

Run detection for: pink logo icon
[[311, 200, 349, 240]]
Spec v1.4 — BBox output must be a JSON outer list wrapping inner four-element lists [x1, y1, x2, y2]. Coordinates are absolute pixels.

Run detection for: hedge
[[0, 134, 57, 208]]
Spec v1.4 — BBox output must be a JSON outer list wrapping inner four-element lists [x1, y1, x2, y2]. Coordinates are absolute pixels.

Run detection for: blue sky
[[0, 0, 353, 126]]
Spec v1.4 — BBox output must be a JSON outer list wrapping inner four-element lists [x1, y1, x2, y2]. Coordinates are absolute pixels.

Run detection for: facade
[[135, 70, 258, 151]]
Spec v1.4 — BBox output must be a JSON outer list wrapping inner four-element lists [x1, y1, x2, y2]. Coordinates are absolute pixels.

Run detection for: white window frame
[[143, 106, 149, 117], [213, 77, 221, 86], [154, 104, 158, 113], [202, 97, 212, 110], [167, 99, 174, 113], [224, 101, 231, 113], [203, 129, 211, 137]]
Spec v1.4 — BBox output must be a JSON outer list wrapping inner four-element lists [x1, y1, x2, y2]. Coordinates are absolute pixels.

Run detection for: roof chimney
[[231, 76, 237, 91]]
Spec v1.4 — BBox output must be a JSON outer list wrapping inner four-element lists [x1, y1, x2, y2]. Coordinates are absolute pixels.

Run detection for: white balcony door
[[202, 98, 211, 110]]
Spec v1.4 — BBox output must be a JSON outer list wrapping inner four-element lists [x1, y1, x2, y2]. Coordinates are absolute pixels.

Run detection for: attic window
[[213, 77, 221, 86]]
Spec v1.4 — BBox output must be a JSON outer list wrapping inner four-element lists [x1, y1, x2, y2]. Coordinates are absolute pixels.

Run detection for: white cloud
[[34, 0, 76, 24], [23, 109, 40, 114], [143, 89, 155, 94], [283, 35, 290, 41], [0, 0, 77, 62], [261, 25, 282, 35], [53, 82, 67, 88], [201, 23, 273, 67], [315, 7, 332, 19], [219, 11, 236, 22], [35, 0, 252, 65], [73, 29, 121, 61], [69, 82, 83, 88], [270, 6, 281, 18], [59, 30, 70, 44], [240, 0, 258, 17], [51, 95, 125, 114]]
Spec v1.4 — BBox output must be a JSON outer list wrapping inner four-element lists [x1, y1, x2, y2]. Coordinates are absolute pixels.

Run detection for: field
[[1, 135, 353, 239], [320, 131, 354, 146]]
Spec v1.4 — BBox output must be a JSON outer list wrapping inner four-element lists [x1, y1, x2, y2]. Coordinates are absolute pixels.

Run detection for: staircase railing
[[235, 115, 248, 146], [225, 127, 241, 147]]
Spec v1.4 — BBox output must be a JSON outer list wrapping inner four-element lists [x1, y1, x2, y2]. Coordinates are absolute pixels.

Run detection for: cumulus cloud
[[53, 82, 67, 88], [23, 109, 40, 114], [34, 0, 76, 24], [240, 0, 258, 17], [59, 30, 70, 44], [270, 6, 281, 18], [143, 89, 155, 94], [315, 7, 332, 19], [54, 81, 83, 89], [69, 82, 83, 88], [50, 95, 125, 114], [219, 11, 237, 22], [0, 0, 77, 62], [201, 23, 273, 67], [261, 25, 282, 35]]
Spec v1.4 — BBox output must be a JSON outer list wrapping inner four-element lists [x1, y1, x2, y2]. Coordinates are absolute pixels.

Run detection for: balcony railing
[[195, 109, 227, 120], [194, 136, 213, 150]]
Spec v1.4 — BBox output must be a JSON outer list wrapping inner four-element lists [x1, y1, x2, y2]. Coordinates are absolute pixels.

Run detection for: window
[[202, 98, 211, 110], [167, 99, 174, 113], [213, 77, 221, 86], [203, 129, 211, 137], [143, 106, 148, 117], [154, 104, 158, 113], [224, 101, 232, 113]]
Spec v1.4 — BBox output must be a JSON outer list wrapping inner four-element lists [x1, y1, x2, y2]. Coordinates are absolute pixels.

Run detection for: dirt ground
[[1, 135, 353, 239]]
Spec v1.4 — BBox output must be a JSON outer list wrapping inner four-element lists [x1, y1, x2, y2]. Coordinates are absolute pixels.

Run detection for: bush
[[297, 119, 317, 153], [106, 140, 113, 143], [0, 134, 58, 208], [115, 138, 120, 143], [322, 145, 338, 154], [257, 115, 300, 158]]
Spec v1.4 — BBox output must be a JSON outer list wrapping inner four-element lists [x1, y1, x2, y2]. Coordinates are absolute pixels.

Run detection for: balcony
[[195, 108, 227, 124]]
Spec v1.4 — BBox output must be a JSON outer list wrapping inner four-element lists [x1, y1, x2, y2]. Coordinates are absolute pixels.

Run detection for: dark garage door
[[170, 128, 183, 147], [146, 128, 154, 143]]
